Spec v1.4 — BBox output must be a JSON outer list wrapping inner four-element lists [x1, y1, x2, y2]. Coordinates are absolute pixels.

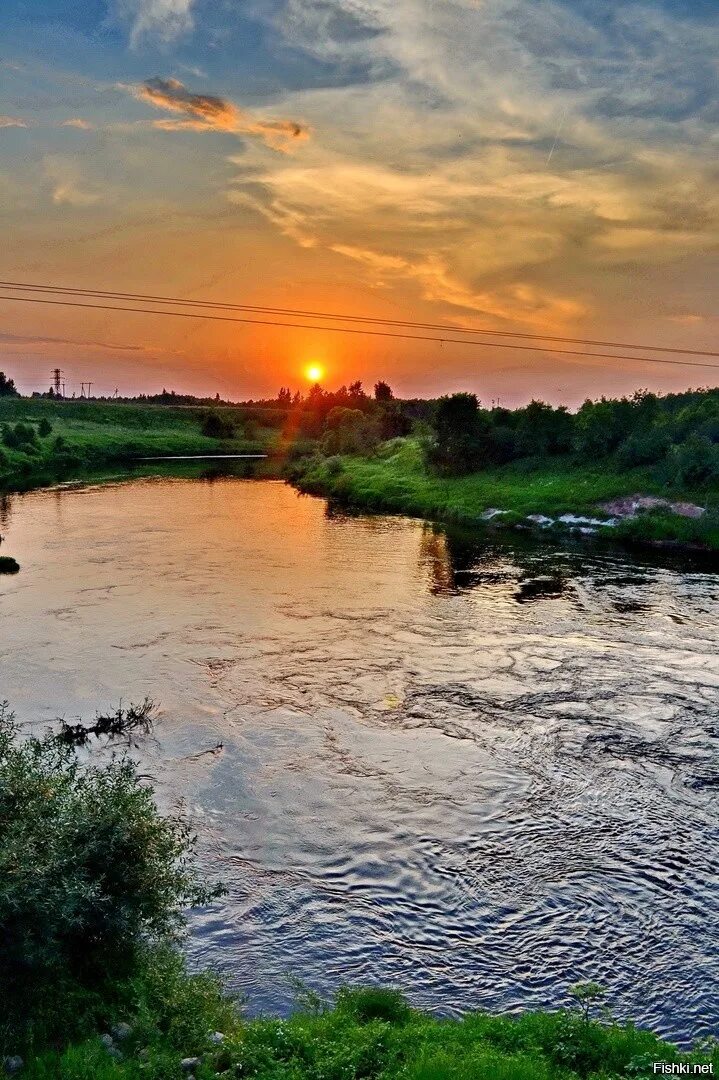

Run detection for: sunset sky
[[0, 0, 717, 404]]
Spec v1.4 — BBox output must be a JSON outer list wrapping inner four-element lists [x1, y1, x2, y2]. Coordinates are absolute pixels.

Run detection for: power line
[[1, 279, 717, 358], [1, 290, 719, 372]]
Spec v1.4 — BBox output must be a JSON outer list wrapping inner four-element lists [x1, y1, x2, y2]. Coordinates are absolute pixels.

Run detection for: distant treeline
[[9, 370, 719, 487]]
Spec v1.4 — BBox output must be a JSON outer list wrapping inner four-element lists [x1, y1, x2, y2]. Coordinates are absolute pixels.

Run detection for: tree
[[374, 380, 394, 402], [0, 372, 19, 398], [429, 393, 483, 474]]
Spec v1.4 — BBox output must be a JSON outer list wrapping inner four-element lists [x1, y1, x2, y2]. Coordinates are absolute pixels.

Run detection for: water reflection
[[0, 477, 717, 1045]]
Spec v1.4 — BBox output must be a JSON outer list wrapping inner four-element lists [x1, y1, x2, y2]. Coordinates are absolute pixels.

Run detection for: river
[[0, 475, 717, 1044]]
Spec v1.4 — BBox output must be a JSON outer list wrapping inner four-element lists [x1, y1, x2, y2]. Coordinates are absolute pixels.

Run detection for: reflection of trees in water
[[415, 521, 702, 608], [0, 493, 11, 530]]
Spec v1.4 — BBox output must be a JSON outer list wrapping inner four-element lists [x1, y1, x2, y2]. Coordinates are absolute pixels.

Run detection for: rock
[[481, 507, 507, 520], [180, 1058, 201, 1072], [209, 1031, 225, 1045], [108, 1047, 123, 1062], [110, 1022, 132, 1041], [557, 513, 612, 527], [100, 1034, 115, 1050], [3, 1056, 23, 1075], [599, 495, 705, 520], [527, 514, 554, 527]]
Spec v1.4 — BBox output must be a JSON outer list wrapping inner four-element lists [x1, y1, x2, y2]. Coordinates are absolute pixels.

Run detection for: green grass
[[291, 438, 719, 551], [20, 979, 719, 1080], [0, 399, 276, 492]]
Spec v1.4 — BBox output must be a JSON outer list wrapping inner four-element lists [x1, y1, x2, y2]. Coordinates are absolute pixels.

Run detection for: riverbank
[[0, 398, 274, 494], [20, 966, 719, 1079], [290, 438, 719, 553]]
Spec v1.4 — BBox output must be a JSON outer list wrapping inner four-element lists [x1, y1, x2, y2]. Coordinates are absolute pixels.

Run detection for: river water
[[0, 476, 717, 1043]]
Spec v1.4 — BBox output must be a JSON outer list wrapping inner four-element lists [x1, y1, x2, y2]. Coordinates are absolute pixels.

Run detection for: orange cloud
[[136, 77, 309, 151], [0, 116, 27, 128], [61, 118, 95, 130]]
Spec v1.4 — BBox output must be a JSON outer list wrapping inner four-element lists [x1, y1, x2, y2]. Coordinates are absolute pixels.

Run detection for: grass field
[[0, 398, 275, 491]]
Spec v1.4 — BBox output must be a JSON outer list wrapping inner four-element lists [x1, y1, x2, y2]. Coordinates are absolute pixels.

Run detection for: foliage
[[322, 407, 380, 455], [668, 435, 719, 487], [0, 556, 20, 574], [428, 393, 485, 474], [38, 417, 53, 437], [200, 410, 236, 439], [374, 380, 394, 402], [2, 422, 39, 452], [22, 981, 718, 1080], [0, 704, 222, 1052]]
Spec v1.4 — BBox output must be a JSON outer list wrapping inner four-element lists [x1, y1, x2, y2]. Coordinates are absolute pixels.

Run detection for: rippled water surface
[[1, 477, 717, 1043]]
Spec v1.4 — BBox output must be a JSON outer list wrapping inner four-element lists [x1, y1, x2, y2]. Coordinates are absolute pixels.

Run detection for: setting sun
[[305, 363, 324, 383]]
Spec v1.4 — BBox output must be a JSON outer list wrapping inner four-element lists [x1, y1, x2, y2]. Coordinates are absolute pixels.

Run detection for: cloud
[[114, 0, 195, 48], [0, 332, 147, 352], [43, 156, 102, 207], [61, 118, 95, 130], [0, 116, 27, 128], [135, 77, 310, 150], [220, 0, 719, 329]]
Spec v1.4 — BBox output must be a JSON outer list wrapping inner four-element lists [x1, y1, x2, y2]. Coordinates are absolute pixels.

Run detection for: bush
[[335, 987, 412, 1025], [201, 411, 236, 439], [38, 418, 53, 437], [0, 704, 222, 1051], [0, 556, 20, 574], [2, 422, 38, 452], [668, 436, 719, 487]]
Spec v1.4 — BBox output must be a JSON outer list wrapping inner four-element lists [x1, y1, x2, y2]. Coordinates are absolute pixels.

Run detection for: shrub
[[2, 422, 38, 452], [0, 556, 20, 574], [668, 436, 719, 487], [335, 987, 412, 1025], [38, 418, 53, 437], [0, 703, 222, 1051], [201, 411, 236, 439]]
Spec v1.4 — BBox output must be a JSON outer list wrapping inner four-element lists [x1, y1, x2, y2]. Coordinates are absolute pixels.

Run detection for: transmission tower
[[52, 368, 64, 397]]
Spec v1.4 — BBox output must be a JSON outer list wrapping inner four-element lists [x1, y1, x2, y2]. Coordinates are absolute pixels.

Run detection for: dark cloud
[[136, 77, 309, 150]]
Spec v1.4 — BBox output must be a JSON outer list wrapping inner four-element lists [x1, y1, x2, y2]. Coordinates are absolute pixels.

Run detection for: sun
[[305, 363, 324, 383]]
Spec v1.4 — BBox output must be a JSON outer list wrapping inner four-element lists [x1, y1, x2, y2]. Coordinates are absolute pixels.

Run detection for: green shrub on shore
[[0, 703, 222, 1055]]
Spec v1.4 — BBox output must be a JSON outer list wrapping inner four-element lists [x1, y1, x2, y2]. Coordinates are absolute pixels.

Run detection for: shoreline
[[288, 444, 719, 558]]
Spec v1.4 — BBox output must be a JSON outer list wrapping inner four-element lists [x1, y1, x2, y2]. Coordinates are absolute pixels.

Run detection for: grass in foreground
[[21, 978, 719, 1080], [291, 439, 719, 551]]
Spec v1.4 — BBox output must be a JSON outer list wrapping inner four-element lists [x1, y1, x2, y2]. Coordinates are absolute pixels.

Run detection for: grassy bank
[[20, 971, 719, 1080], [290, 438, 719, 552], [0, 399, 274, 493]]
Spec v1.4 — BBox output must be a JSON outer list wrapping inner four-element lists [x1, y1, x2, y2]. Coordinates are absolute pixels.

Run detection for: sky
[[0, 0, 717, 404]]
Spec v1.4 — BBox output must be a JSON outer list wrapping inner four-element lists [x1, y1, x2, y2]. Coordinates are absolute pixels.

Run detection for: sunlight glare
[[305, 363, 324, 383]]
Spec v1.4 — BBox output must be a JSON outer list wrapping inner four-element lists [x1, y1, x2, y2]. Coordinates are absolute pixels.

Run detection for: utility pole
[[86, 382, 92, 399], [52, 368, 64, 397]]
